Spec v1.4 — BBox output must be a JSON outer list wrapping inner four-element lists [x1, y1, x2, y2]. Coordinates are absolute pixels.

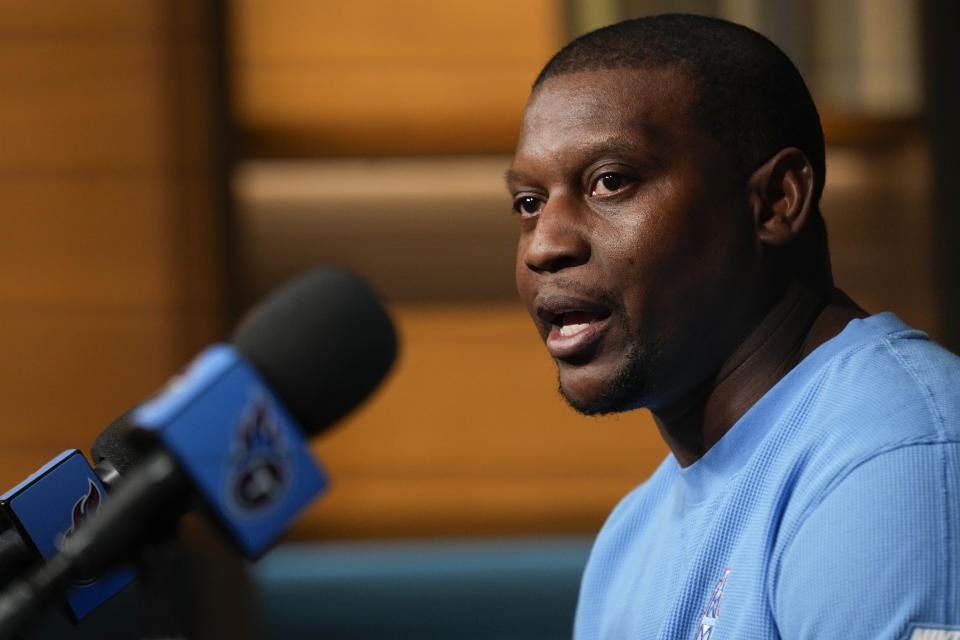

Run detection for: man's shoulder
[[806, 314, 960, 442], [761, 316, 960, 545], [730, 313, 959, 456]]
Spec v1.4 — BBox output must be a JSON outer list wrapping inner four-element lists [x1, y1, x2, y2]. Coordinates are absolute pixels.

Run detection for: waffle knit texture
[[574, 313, 960, 640]]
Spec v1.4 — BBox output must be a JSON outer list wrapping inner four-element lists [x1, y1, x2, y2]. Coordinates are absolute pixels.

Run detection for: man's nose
[[521, 198, 591, 273]]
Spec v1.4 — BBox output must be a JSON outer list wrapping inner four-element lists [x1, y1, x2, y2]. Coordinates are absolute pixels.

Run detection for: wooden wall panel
[[0, 1, 159, 34], [230, 0, 563, 155], [0, 1, 226, 485], [0, 41, 165, 171], [234, 1, 558, 63], [299, 304, 668, 539], [0, 177, 176, 306], [825, 134, 938, 337], [0, 312, 180, 449]]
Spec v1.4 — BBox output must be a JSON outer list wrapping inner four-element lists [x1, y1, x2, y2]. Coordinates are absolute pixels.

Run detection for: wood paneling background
[[230, 0, 563, 156], [0, 0, 941, 547], [0, 0, 659, 542], [301, 304, 667, 539], [0, 1, 227, 487]]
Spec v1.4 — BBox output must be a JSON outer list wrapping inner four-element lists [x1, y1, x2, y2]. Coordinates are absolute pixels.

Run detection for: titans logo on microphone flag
[[229, 396, 290, 512], [135, 344, 328, 557]]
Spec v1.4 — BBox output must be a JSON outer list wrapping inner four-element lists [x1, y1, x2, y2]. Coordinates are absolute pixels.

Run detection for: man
[[507, 14, 960, 639]]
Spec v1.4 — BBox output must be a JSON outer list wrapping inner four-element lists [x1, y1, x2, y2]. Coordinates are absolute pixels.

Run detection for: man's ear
[[748, 147, 816, 247]]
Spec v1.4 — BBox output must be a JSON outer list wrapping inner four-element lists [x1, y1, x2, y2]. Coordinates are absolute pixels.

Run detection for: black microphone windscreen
[[90, 407, 144, 476], [230, 267, 398, 435]]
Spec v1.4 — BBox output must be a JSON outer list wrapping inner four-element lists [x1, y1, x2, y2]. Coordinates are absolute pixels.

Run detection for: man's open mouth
[[557, 311, 602, 336], [537, 300, 613, 360]]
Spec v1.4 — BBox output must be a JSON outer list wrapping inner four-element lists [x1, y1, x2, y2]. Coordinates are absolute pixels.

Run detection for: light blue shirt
[[574, 314, 960, 639]]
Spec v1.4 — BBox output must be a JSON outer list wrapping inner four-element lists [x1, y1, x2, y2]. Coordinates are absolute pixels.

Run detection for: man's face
[[509, 67, 767, 414]]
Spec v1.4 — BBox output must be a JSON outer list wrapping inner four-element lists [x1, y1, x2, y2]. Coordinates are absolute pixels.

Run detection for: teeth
[[559, 322, 590, 337]]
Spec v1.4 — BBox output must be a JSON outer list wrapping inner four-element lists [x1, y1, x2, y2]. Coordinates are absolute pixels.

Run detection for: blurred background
[[0, 0, 957, 637]]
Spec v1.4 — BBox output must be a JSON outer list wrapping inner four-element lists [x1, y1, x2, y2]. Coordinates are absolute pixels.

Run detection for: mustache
[[542, 276, 624, 315]]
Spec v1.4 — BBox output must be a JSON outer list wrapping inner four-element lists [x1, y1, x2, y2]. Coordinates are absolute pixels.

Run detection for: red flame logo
[[66, 478, 101, 539]]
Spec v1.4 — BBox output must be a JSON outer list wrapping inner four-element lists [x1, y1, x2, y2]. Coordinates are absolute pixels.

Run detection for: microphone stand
[[135, 530, 194, 640]]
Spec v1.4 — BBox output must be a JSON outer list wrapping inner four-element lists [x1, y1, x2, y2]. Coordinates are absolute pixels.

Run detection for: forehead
[[514, 66, 700, 161]]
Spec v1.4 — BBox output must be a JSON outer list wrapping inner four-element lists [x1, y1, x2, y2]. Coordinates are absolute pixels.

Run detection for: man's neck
[[652, 281, 867, 467]]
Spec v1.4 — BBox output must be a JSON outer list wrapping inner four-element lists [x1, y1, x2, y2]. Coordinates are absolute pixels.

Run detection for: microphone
[[0, 266, 397, 637], [88, 406, 142, 491], [0, 399, 223, 625], [0, 450, 134, 621]]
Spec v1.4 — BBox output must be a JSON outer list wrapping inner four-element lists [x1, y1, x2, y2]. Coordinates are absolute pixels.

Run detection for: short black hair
[[534, 14, 832, 290]]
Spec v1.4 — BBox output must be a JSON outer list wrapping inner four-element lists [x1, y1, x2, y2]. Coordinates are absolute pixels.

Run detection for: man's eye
[[513, 196, 543, 215], [592, 173, 626, 195]]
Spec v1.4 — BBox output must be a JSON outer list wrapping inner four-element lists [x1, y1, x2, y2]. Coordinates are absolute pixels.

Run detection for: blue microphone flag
[[134, 344, 328, 557], [0, 450, 133, 620]]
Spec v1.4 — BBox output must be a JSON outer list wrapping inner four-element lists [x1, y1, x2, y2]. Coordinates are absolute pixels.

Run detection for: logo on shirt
[[906, 626, 960, 640], [694, 568, 730, 640]]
